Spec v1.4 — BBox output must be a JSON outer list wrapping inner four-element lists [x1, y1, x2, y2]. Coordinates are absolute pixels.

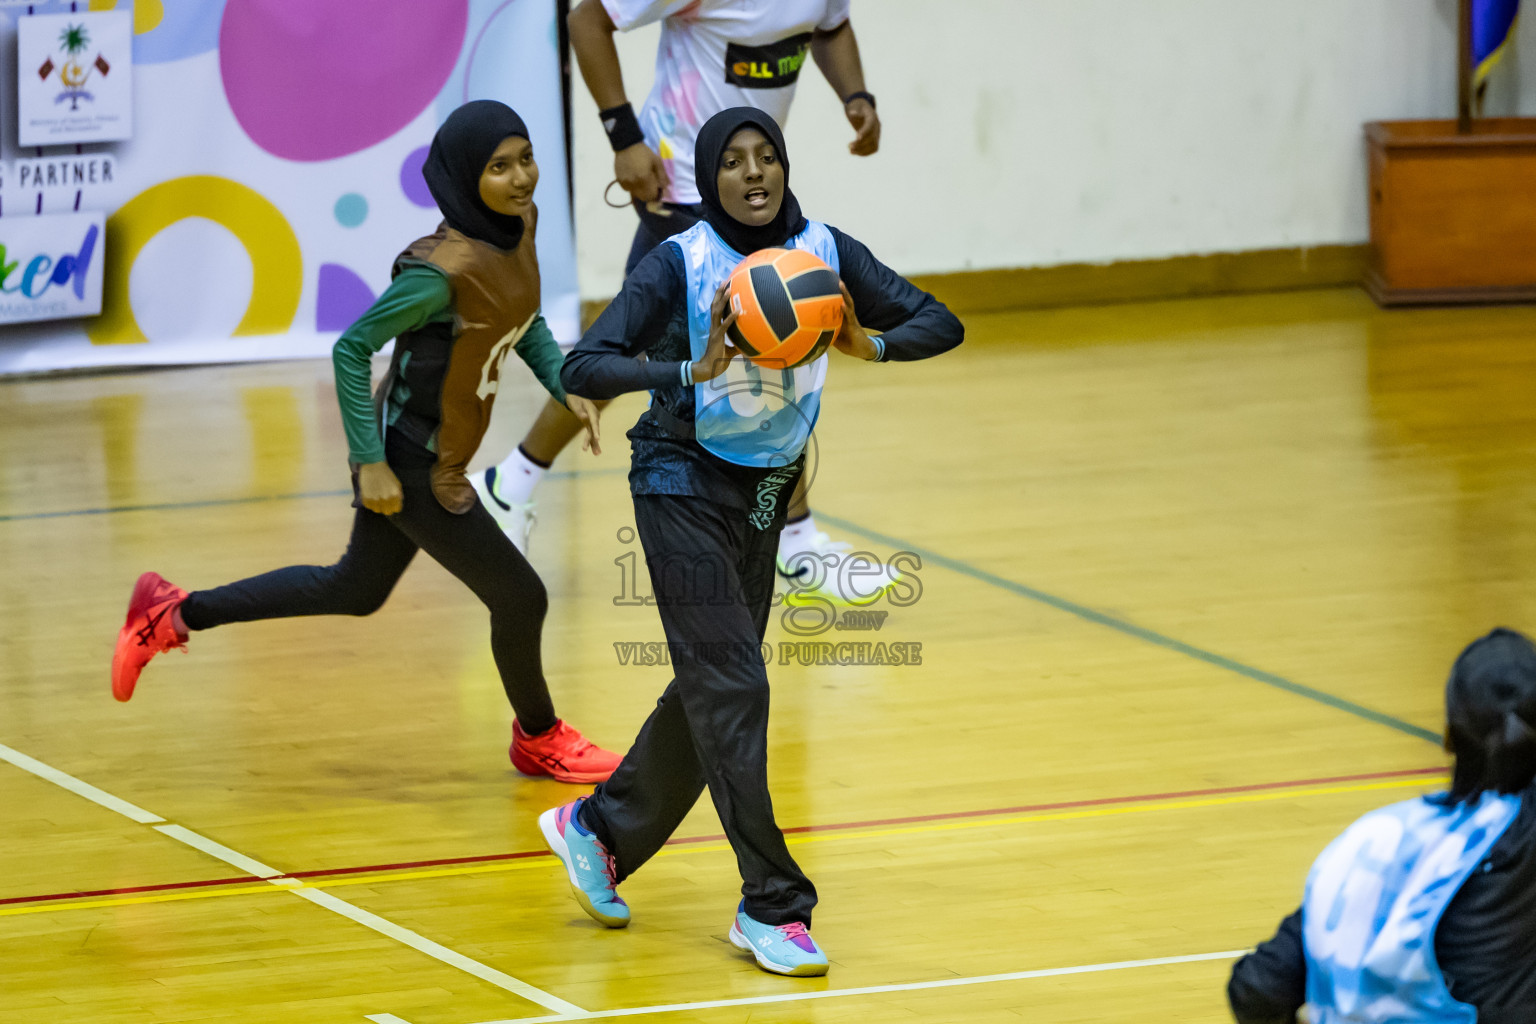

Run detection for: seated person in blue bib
[[537, 107, 962, 977], [1229, 627, 1536, 1024]]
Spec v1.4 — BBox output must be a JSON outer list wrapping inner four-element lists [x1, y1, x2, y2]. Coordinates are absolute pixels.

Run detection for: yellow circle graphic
[[91, 176, 301, 346], [88, 0, 165, 35]]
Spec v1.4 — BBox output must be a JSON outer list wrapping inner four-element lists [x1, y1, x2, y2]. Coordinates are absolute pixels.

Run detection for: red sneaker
[[112, 572, 189, 702], [510, 719, 622, 784]]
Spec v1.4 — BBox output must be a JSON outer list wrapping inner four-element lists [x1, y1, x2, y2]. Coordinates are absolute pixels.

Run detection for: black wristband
[[842, 90, 876, 110], [599, 102, 645, 153]]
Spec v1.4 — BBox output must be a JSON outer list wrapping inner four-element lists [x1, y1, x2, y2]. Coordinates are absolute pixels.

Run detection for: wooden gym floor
[[3, 285, 1532, 1022]]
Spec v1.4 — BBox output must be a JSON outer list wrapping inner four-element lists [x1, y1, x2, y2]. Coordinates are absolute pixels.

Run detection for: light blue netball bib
[[1302, 790, 1520, 1023], [670, 219, 839, 468]]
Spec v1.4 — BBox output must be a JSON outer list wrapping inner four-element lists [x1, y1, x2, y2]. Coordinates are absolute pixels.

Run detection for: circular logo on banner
[[89, 176, 301, 346]]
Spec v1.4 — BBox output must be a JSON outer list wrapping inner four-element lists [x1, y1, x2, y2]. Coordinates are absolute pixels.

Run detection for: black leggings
[[178, 445, 557, 733]]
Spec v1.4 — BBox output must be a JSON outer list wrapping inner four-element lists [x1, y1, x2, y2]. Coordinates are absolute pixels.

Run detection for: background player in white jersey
[[474, 0, 891, 604]]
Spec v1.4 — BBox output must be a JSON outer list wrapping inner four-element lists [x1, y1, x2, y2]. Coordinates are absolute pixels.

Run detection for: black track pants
[[581, 493, 816, 926]]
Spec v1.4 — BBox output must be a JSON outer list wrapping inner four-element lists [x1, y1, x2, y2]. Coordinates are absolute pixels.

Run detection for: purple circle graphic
[[220, 0, 468, 162], [400, 145, 434, 208], [317, 264, 378, 332]]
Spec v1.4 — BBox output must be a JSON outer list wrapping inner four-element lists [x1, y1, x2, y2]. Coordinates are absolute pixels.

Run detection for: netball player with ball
[[537, 108, 962, 976]]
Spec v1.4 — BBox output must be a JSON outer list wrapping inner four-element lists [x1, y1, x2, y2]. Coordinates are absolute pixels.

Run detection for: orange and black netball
[[726, 248, 842, 370]]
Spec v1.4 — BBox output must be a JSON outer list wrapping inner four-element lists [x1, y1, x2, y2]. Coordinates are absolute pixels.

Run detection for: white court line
[[296, 888, 586, 1017], [153, 824, 286, 879], [450, 948, 1250, 1024], [0, 740, 585, 1018], [0, 742, 165, 824], [5, 739, 1241, 1024]]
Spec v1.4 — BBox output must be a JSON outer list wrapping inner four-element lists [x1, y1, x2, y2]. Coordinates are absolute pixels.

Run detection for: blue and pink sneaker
[[728, 901, 829, 976], [538, 798, 629, 928]]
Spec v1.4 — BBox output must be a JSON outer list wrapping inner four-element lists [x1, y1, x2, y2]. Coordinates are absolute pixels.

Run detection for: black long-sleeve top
[[1228, 783, 1536, 1024], [560, 226, 963, 511]]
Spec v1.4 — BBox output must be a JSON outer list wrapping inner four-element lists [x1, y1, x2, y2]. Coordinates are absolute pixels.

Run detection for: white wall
[[570, 0, 1536, 300]]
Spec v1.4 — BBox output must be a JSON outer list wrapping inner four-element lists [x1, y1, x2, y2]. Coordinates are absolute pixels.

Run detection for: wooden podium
[[1366, 118, 1536, 306]]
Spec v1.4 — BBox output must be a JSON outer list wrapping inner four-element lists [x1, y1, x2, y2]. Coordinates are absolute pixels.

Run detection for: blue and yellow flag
[[1473, 0, 1521, 86]]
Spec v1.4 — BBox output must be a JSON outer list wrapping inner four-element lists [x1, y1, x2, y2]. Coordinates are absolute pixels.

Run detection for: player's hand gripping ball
[[725, 248, 843, 370]]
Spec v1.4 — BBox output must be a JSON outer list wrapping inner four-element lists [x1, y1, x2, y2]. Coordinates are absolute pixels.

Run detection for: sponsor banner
[[0, 155, 119, 216], [0, 211, 105, 324], [0, 0, 578, 375], [16, 10, 133, 146], [724, 33, 812, 89]]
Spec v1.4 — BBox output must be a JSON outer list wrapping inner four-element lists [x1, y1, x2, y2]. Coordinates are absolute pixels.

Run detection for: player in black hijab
[[111, 101, 619, 786], [422, 99, 530, 251], [1230, 628, 1536, 1023], [691, 107, 807, 257], [536, 109, 963, 977]]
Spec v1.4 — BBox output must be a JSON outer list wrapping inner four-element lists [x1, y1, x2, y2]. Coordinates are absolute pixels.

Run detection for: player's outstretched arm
[[811, 18, 880, 156], [831, 227, 962, 362], [561, 246, 691, 401], [331, 265, 452, 467], [1227, 909, 1307, 1024], [569, 0, 669, 201], [830, 281, 879, 361], [331, 265, 450, 514]]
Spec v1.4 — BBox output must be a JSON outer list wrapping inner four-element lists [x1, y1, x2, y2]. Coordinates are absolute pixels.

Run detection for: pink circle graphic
[[220, 0, 468, 162]]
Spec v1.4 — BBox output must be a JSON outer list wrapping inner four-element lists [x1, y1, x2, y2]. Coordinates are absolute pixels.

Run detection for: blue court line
[[0, 490, 354, 522], [0, 480, 1439, 745], [813, 511, 1441, 745], [0, 468, 628, 523]]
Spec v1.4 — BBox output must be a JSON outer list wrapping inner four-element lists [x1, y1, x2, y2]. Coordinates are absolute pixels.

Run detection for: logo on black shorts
[[724, 33, 812, 89]]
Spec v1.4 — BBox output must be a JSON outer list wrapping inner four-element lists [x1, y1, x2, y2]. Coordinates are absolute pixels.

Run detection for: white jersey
[[603, 0, 851, 204]]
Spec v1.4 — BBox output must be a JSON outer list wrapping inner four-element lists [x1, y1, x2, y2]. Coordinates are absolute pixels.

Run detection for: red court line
[[0, 849, 554, 907], [0, 872, 266, 905], [772, 765, 1448, 836], [2, 765, 1443, 908]]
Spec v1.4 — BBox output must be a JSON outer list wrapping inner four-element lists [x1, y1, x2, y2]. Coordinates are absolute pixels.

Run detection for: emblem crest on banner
[[38, 22, 110, 111], [16, 9, 133, 146]]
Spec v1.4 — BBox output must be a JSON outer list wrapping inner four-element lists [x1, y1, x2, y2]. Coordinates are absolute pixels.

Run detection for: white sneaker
[[472, 467, 536, 554], [777, 530, 901, 607]]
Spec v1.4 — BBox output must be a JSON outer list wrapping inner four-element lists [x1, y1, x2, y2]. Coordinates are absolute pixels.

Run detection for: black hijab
[[694, 107, 807, 257], [423, 100, 530, 251], [1445, 627, 1536, 800]]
